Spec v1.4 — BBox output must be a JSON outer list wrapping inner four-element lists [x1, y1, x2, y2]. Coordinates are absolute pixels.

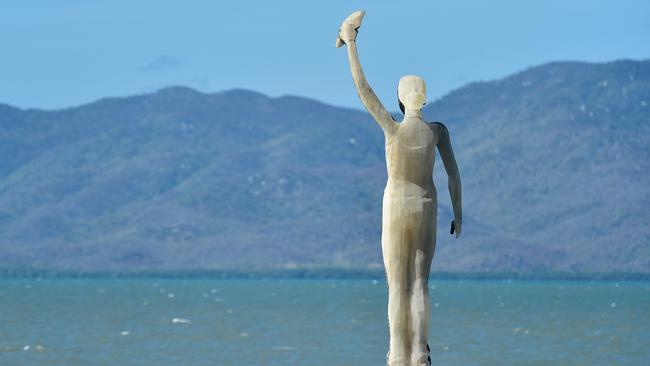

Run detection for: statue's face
[[398, 75, 426, 112]]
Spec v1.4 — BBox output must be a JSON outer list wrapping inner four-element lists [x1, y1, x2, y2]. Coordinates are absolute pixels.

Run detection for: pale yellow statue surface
[[336, 11, 463, 366]]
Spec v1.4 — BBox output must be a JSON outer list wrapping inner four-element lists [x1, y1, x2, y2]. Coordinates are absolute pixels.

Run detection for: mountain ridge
[[2, 58, 647, 114], [1, 59, 648, 272]]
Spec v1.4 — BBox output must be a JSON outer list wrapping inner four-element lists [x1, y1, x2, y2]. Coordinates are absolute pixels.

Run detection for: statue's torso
[[384, 117, 438, 199]]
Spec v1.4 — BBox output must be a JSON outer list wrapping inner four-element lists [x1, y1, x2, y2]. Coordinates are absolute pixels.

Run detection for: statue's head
[[398, 75, 426, 114]]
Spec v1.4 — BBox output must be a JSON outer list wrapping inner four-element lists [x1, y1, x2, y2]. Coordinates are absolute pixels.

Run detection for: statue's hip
[[383, 178, 436, 201]]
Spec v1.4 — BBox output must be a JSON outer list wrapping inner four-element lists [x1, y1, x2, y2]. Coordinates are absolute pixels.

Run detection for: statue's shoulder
[[426, 121, 449, 134]]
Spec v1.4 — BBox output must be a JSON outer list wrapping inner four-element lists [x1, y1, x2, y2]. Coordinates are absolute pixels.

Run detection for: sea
[[1, 277, 648, 366]]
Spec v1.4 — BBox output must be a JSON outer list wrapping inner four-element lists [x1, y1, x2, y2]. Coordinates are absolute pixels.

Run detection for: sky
[[1, 0, 649, 111]]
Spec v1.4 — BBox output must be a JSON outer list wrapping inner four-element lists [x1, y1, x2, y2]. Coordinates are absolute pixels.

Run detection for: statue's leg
[[410, 199, 435, 366], [384, 251, 412, 366], [382, 197, 413, 366]]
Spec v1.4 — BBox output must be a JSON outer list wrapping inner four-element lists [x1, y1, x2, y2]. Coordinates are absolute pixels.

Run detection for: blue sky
[[1, 0, 648, 110]]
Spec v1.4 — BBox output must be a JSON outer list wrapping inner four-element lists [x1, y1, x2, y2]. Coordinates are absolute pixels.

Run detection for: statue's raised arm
[[336, 10, 397, 135]]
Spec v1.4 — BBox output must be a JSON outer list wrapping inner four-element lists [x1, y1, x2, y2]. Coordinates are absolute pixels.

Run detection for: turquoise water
[[1, 278, 648, 365]]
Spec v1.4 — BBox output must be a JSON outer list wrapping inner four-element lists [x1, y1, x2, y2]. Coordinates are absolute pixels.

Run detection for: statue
[[336, 11, 462, 366]]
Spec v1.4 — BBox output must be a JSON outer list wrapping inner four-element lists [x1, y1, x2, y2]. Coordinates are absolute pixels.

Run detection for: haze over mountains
[[1, 59, 648, 273]]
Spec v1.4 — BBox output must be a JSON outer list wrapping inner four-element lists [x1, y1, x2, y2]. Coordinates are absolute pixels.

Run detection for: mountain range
[[1, 59, 648, 273]]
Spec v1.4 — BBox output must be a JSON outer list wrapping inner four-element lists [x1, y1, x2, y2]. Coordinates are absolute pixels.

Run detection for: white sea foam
[[272, 346, 296, 351], [172, 318, 191, 324]]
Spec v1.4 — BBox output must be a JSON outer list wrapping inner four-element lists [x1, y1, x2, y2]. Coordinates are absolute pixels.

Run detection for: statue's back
[[384, 117, 440, 200]]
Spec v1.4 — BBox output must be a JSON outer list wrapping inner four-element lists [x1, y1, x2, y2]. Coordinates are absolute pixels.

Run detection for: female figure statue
[[336, 11, 463, 366]]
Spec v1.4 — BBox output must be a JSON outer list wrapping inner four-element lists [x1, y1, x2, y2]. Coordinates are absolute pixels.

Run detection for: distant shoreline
[[1, 268, 649, 282]]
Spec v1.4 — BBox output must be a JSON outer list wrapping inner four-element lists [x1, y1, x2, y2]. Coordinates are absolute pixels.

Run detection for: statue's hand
[[450, 220, 462, 238], [337, 23, 358, 47], [335, 10, 365, 48]]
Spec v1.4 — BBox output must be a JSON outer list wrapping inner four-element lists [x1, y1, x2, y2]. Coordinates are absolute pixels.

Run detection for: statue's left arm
[[436, 123, 462, 237]]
